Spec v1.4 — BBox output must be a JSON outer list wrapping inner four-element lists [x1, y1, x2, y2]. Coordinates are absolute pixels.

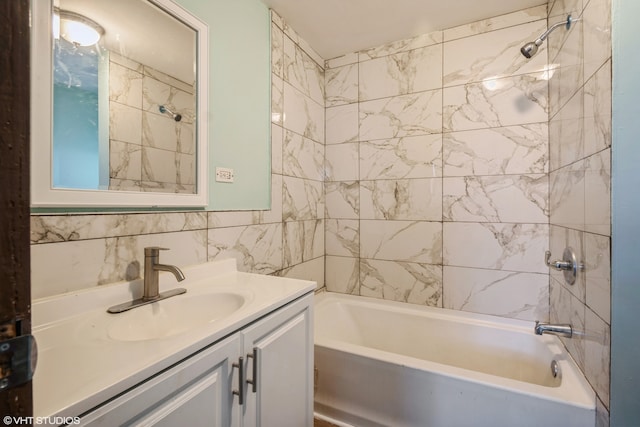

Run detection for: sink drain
[[550, 360, 560, 378]]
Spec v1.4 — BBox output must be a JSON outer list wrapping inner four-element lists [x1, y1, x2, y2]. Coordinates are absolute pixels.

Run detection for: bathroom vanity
[[32, 259, 315, 426]]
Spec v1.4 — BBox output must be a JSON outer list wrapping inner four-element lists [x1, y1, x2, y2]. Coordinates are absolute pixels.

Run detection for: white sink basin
[[107, 292, 246, 342]]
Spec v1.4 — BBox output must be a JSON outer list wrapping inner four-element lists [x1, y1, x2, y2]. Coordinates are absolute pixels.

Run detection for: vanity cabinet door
[[80, 335, 242, 427], [241, 294, 313, 427]]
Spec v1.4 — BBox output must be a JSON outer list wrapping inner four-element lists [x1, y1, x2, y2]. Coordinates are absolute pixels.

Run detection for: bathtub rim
[[314, 292, 596, 411]]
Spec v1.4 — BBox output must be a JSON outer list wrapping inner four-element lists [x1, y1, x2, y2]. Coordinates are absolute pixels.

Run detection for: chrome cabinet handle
[[232, 356, 244, 405], [246, 347, 258, 393]]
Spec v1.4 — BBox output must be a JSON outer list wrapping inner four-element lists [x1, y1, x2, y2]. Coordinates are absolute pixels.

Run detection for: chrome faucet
[[534, 321, 573, 338], [107, 247, 187, 313]]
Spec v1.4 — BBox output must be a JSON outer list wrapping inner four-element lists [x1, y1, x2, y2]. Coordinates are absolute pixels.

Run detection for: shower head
[[520, 14, 578, 59], [159, 105, 182, 122]]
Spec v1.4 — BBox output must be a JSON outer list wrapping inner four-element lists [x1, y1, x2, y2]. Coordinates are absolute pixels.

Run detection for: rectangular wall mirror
[[31, 0, 209, 208]]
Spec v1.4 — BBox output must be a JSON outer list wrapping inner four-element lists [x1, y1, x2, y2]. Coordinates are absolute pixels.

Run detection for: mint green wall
[[611, 0, 640, 425], [176, 0, 271, 210]]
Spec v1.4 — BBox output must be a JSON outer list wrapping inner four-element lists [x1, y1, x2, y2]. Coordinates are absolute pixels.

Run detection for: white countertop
[[32, 259, 315, 420]]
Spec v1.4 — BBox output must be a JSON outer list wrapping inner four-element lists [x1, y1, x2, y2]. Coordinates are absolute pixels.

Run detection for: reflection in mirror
[[31, 0, 208, 208], [53, 0, 197, 194]]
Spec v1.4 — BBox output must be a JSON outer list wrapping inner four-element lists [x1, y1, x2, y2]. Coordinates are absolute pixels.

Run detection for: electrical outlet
[[215, 167, 234, 183]]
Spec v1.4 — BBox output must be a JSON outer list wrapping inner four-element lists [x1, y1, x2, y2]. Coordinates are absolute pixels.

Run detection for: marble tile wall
[[325, 5, 551, 321], [30, 11, 325, 299], [547, 0, 611, 424], [108, 52, 196, 194]]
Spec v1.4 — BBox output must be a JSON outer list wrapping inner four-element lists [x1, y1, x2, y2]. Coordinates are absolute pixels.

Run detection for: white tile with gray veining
[[259, 173, 284, 225], [550, 160, 585, 231], [596, 398, 610, 427], [276, 256, 324, 290], [585, 232, 610, 323], [584, 307, 610, 407], [109, 61, 142, 109], [271, 124, 283, 174], [326, 52, 359, 69], [358, 31, 442, 61], [325, 143, 359, 181], [443, 124, 548, 176], [360, 220, 442, 264], [443, 5, 547, 41], [283, 176, 324, 221], [360, 134, 442, 180], [284, 37, 324, 105], [360, 179, 442, 221], [549, 88, 583, 171], [548, 21, 584, 118], [443, 174, 548, 223], [284, 220, 324, 268], [31, 212, 206, 244], [143, 112, 194, 154], [207, 211, 259, 229], [443, 266, 549, 321], [326, 103, 359, 144], [142, 76, 195, 123], [142, 147, 193, 186], [110, 140, 142, 181], [360, 259, 442, 306], [270, 9, 283, 30], [326, 256, 359, 294], [108, 179, 141, 192], [109, 51, 143, 74], [585, 149, 611, 236], [272, 22, 284, 79], [326, 219, 359, 257], [443, 74, 548, 132], [583, 0, 611, 82], [550, 277, 586, 372], [360, 90, 442, 141], [325, 181, 359, 219], [272, 74, 284, 125], [359, 44, 442, 101], [31, 230, 207, 300], [208, 224, 283, 275], [110, 102, 142, 145], [143, 66, 193, 95], [283, 130, 324, 180], [283, 83, 324, 143], [584, 60, 612, 158], [325, 64, 358, 107], [547, 0, 584, 61], [444, 222, 549, 273], [443, 20, 548, 87]]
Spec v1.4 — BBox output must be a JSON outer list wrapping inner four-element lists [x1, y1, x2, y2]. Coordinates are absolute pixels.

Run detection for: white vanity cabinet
[[241, 294, 314, 427], [79, 293, 313, 427]]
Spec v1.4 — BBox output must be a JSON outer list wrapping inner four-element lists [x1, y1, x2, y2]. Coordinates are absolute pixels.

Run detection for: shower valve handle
[[545, 251, 573, 271]]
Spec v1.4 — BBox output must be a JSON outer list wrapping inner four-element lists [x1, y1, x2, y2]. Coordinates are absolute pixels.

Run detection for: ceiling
[[260, 0, 548, 59], [59, 0, 196, 84]]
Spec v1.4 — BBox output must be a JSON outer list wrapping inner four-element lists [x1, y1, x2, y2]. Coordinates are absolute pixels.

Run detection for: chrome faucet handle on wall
[[544, 247, 582, 286]]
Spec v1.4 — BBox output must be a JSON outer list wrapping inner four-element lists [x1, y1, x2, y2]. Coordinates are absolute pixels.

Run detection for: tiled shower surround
[[108, 52, 196, 194], [547, 0, 612, 424], [31, 2, 611, 424], [324, 5, 551, 320]]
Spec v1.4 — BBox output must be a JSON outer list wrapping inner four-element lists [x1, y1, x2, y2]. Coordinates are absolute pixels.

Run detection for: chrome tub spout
[[534, 321, 573, 338]]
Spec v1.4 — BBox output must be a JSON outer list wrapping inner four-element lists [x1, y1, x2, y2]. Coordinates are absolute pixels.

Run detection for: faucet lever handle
[[144, 246, 170, 256]]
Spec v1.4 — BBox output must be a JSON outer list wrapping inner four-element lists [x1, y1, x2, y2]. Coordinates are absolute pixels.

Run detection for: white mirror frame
[[30, 0, 209, 208]]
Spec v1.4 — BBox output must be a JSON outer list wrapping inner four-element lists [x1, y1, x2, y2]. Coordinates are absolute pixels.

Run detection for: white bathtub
[[314, 293, 595, 427]]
